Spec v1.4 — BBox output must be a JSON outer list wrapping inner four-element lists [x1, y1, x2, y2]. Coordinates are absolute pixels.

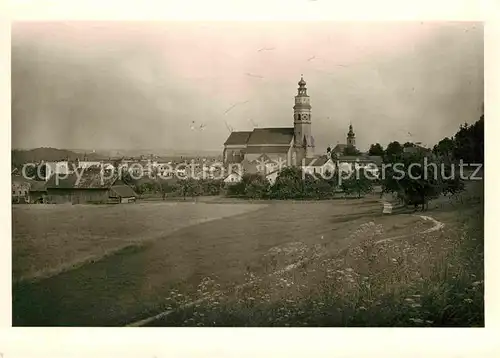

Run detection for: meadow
[[12, 181, 483, 326], [12, 201, 267, 282]]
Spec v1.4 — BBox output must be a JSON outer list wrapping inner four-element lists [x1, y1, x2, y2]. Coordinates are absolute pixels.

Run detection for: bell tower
[[347, 123, 356, 147], [293, 75, 314, 166]]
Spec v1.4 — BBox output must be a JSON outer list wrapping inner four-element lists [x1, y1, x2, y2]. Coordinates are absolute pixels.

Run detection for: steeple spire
[[347, 122, 356, 147]]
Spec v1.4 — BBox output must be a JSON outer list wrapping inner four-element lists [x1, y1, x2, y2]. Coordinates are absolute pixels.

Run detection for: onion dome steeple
[[297, 74, 308, 96]]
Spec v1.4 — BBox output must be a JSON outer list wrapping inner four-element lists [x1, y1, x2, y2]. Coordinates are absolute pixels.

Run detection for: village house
[[11, 176, 31, 204], [11, 175, 47, 204], [223, 170, 243, 184], [403, 143, 432, 154], [302, 155, 336, 177], [335, 155, 382, 177], [156, 163, 175, 178]]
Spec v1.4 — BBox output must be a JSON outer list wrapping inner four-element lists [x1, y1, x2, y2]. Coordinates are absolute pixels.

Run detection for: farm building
[[45, 168, 136, 204], [109, 185, 137, 203], [11, 176, 47, 204], [11, 176, 31, 204], [29, 180, 47, 203]]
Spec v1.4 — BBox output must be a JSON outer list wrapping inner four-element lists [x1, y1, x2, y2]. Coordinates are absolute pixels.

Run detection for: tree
[[343, 146, 361, 156], [199, 179, 224, 196], [243, 174, 269, 199], [381, 151, 464, 211], [384, 141, 403, 162], [453, 116, 483, 164], [303, 173, 335, 199], [269, 167, 304, 199], [226, 181, 246, 197], [368, 143, 384, 156], [433, 137, 455, 159], [341, 168, 373, 198], [179, 178, 201, 199]]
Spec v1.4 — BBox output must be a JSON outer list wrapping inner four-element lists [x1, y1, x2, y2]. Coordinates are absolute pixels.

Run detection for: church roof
[[226, 156, 245, 164], [252, 153, 272, 163], [224, 131, 252, 145], [332, 144, 348, 153], [246, 127, 295, 145], [337, 155, 383, 165], [245, 146, 290, 154], [303, 155, 331, 167]]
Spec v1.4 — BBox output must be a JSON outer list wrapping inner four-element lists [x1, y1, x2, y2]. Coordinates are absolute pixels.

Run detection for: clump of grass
[[147, 197, 483, 327]]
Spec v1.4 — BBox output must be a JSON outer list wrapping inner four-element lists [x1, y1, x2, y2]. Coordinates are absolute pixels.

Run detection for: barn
[[29, 180, 47, 203], [45, 168, 135, 204], [109, 185, 137, 203]]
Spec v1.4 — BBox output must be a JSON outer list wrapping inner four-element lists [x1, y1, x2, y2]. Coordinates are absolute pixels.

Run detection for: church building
[[223, 75, 315, 167]]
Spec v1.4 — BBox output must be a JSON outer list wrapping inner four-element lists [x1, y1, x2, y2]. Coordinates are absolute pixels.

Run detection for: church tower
[[293, 75, 314, 165], [347, 123, 356, 147]]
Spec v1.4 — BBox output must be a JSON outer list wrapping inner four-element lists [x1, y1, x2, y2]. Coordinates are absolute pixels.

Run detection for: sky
[[11, 21, 484, 153]]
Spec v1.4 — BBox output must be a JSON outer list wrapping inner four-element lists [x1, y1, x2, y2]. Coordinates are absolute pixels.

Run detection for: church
[[223, 75, 316, 168]]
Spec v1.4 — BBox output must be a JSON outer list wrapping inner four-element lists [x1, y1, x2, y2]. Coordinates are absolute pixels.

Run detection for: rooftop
[[45, 168, 118, 189], [247, 127, 295, 146], [224, 131, 252, 146]]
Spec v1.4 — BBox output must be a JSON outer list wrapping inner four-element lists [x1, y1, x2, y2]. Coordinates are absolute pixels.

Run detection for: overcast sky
[[11, 21, 483, 152]]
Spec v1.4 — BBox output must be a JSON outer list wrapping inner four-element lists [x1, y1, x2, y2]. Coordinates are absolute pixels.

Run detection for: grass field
[[12, 182, 483, 326], [12, 202, 267, 282]]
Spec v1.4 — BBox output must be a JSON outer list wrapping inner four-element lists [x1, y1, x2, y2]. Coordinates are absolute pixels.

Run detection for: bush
[[269, 167, 304, 199]]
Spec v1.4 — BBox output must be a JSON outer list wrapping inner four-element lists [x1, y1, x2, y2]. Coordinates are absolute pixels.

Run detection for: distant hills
[[11, 148, 102, 167], [11, 147, 222, 167]]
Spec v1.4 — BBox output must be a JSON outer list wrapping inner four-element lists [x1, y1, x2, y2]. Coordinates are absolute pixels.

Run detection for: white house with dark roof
[[265, 170, 280, 185], [223, 75, 315, 169], [224, 171, 243, 184], [335, 155, 382, 177], [302, 155, 336, 177]]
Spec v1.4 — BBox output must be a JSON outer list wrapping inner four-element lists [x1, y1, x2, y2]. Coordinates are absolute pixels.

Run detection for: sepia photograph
[[10, 21, 484, 327]]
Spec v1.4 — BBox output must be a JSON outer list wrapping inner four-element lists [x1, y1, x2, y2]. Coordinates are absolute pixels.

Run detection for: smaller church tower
[[347, 123, 356, 147]]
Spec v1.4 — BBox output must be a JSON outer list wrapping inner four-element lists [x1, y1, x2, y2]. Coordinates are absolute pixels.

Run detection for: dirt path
[[128, 214, 444, 327]]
